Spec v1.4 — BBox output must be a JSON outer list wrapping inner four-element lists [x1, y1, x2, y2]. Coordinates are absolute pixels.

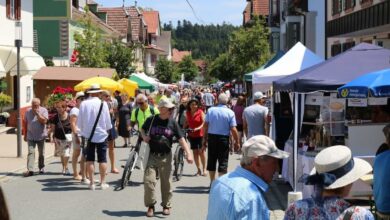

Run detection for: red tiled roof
[[32, 67, 116, 81], [172, 48, 191, 63], [129, 7, 144, 42], [252, 0, 269, 16], [143, 11, 160, 34], [99, 7, 129, 36], [243, 2, 251, 24]]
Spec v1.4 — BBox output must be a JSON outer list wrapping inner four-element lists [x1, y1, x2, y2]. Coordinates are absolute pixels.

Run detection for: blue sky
[[94, 0, 247, 26]]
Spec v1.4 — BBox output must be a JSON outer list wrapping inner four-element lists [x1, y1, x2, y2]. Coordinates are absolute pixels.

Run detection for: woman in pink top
[[184, 99, 207, 176], [232, 96, 245, 152]]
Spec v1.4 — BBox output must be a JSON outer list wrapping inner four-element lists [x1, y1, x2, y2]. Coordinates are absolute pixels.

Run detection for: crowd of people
[[17, 82, 389, 219]]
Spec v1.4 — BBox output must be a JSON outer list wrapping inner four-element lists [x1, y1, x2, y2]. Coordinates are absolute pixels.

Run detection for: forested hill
[[163, 20, 240, 59]]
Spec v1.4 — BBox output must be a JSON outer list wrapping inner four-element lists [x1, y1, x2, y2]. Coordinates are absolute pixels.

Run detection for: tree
[[229, 17, 270, 76], [74, 8, 109, 68], [105, 40, 135, 79], [175, 55, 198, 82], [208, 53, 239, 81], [155, 58, 175, 83]]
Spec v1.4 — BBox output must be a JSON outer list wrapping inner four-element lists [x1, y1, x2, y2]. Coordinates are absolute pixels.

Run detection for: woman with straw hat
[[284, 145, 374, 220]]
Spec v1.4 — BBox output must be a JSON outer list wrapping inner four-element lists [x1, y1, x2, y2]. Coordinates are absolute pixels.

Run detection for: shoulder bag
[[84, 102, 104, 149], [59, 114, 72, 142], [137, 115, 155, 170]]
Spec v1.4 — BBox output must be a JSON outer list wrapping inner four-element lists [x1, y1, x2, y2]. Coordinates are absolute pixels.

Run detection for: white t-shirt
[[70, 107, 80, 135]]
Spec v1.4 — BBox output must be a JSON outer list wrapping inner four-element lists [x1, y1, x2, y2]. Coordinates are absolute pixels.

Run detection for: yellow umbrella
[[118, 78, 138, 97], [74, 76, 124, 93]]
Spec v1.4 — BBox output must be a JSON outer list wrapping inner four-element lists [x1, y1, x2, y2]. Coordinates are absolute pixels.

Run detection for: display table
[[282, 141, 374, 199]]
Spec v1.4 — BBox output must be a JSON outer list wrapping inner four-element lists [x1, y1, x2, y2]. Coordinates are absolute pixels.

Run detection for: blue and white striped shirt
[[207, 166, 270, 220]]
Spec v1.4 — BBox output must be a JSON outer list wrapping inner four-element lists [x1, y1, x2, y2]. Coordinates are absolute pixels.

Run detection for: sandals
[[111, 168, 120, 174], [23, 171, 34, 177]]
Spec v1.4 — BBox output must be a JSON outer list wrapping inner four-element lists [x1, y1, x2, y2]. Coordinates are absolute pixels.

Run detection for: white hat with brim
[[158, 98, 175, 108], [75, 91, 85, 99], [309, 145, 372, 189], [242, 135, 290, 159], [86, 84, 103, 93]]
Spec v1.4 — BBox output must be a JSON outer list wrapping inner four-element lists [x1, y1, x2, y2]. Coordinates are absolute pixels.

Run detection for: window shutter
[[352, 0, 356, 7], [339, 0, 342, 12], [6, 0, 10, 19], [16, 0, 21, 20]]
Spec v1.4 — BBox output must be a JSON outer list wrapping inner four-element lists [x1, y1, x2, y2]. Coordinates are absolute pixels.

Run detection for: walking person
[[203, 89, 215, 113], [77, 84, 112, 190], [202, 93, 240, 186], [70, 92, 86, 181], [23, 98, 48, 176], [141, 99, 193, 217], [243, 91, 269, 138], [184, 99, 207, 176], [50, 100, 73, 175], [232, 95, 245, 153], [207, 135, 289, 220], [117, 93, 133, 148], [284, 145, 374, 220], [102, 91, 119, 173]]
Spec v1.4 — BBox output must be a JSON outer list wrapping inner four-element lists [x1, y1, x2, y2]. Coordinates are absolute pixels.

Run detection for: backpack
[[135, 105, 155, 121]]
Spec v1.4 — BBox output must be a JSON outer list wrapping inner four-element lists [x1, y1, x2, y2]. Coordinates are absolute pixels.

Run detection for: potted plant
[[0, 93, 12, 124]]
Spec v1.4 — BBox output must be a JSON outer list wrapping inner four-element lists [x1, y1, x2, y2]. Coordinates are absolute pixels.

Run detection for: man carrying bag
[[77, 84, 112, 190]]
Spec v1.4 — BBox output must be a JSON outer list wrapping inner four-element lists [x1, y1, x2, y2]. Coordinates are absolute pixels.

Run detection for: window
[[332, 0, 342, 15], [331, 44, 342, 56], [151, 54, 157, 65], [342, 41, 355, 51], [344, 0, 355, 10], [6, 0, 21, 20]]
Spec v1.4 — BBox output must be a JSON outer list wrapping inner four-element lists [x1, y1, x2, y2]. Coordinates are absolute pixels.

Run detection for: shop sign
[[348, 98, 367, 107], [368, 97, 388, 105]]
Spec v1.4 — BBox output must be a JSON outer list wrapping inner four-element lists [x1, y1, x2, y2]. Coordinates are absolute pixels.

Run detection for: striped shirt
[[207, 166, 270, 220]]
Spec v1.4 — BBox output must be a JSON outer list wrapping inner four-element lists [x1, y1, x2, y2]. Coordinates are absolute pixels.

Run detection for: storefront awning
[[0, 46, 45, 76]]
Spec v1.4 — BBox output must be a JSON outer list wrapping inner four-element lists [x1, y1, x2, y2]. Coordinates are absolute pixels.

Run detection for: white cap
[[253, 91, 266, 100], [158, 98, 175, 108], [75, 91, 85, 99], [242, 135, 289, 159]]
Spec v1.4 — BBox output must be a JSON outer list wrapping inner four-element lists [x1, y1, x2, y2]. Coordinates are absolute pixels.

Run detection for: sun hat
[[242, 135, 290, 159], [158, 99, 175, 109], [74, 91, 85, 100], [102, 90, 111, 96], [303, 145, 372, 189], [86, 84, 103, 93], [253, 91, 266, 100]]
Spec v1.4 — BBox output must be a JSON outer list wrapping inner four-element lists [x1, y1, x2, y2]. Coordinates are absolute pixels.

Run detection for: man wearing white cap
[[243, 91, 269, 139], [207, 135, 289, 220]]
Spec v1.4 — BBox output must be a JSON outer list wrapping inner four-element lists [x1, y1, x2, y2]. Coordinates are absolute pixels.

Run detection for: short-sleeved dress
[[118, 102, 133, 138]]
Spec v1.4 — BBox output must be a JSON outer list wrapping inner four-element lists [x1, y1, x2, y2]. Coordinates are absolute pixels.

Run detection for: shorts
[[83, 138, 108, 163], [107, 128, 117, 141], [72, 134, 81, 150], [236, 124, 243, 132], [188, 137, 202, 150], [207, 134, 230, 173], [54, 138, 71, 157]]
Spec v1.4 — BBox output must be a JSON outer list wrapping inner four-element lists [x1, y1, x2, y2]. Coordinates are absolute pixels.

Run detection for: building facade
[[327, 0, 390, 58]]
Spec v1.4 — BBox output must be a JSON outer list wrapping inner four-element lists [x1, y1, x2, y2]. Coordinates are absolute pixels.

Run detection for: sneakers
[[39, 168, 45, 174], [146, 206, 154, 217], [100, 183, 109, 190], [89, 184, 96, 191], [81, 178, 91, 185]]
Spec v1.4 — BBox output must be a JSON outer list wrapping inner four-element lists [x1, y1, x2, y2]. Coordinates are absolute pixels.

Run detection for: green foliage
[[175, 55, 198, 82], [229, 17, 270, 76], [74, 7, 109, 68], [164, 20, 239, 59], [208, 17, 270, 81], [105, 40, 136, 79], [0, 92, 12, 112], [155, 58, 175, 83]]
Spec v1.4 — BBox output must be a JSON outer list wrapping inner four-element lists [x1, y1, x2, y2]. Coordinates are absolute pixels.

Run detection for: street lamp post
[[15, 21, 22, 158]]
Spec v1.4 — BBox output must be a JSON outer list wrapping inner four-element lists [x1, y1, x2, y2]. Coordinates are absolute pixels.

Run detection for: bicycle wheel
[[121, 151, 138, 188], [175, 149, 185, 181]]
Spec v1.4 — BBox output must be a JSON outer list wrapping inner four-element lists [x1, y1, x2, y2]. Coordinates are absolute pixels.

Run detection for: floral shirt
[[284, 197, 374, 220]]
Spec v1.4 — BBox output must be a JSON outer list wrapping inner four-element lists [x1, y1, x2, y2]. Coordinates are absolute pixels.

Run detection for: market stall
[[272, 43, 390, 195]]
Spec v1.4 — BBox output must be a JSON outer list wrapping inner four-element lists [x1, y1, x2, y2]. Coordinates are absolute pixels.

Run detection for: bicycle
[[120, 129, 142, 189], [172, 129, 191, 181]]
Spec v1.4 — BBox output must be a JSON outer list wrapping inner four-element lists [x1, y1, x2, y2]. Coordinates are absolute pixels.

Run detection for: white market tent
[[131, 72, 173, 90], [252, 42, 324, 92]]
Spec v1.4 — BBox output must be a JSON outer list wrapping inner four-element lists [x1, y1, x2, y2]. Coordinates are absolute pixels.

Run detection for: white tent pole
[[293, 92, 299, 192]]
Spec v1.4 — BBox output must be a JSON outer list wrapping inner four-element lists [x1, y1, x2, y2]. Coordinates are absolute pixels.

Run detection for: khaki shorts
[[54, 138, 71, 157]]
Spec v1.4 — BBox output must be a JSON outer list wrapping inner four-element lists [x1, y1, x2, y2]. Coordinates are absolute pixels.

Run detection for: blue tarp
[[273, 43, 390, 92], [338, 68, 390, 98]]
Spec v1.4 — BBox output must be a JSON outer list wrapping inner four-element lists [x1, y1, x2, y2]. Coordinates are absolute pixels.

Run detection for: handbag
[[59, 114, 72, 142], [137, 116, 156, 169]]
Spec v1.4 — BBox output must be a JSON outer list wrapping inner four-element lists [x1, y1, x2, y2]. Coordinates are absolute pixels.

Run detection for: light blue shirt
[[374, 150, 390, 213], [207, 166, 270, 220], [77, 97, 112, 143], [205, 105, 236, 136]]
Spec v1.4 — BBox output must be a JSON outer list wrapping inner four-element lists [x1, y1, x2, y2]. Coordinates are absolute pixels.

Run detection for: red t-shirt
[[186, 109, 204, 138]]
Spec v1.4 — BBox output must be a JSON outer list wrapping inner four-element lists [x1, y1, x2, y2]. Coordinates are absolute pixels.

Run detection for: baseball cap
[[253, 91, 266, 100], [158, 99, 175, 108], [242, 135, 289, 159]]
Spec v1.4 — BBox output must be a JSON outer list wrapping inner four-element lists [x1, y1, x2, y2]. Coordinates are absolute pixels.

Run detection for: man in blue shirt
[[374, 148, 390, 218], [207, 135, 289, 220], [202, 93, 240, 185]]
